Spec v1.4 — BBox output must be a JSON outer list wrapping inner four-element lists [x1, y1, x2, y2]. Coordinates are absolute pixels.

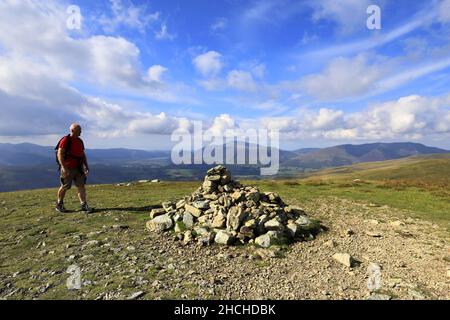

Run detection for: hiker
[[55, 123, 93, 213]]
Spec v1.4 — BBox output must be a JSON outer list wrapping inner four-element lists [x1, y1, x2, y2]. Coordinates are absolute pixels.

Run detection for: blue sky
[[0, 0, 449, 150]]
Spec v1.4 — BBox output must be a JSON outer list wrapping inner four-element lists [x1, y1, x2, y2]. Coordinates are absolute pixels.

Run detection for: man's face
[[72, 126, 82, 137]]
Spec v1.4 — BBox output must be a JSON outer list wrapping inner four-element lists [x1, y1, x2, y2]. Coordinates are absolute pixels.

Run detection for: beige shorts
[[60, 168, 86, 190]]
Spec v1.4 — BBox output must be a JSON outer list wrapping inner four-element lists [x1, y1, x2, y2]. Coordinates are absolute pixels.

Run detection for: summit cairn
[[146, 165, 321, 247]]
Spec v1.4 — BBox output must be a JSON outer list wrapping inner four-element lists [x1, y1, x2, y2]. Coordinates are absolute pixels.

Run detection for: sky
[[0, 0, 449, 150]]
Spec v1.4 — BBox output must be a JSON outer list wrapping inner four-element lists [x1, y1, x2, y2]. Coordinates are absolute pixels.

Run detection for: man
[[55, 123, 93, 213]]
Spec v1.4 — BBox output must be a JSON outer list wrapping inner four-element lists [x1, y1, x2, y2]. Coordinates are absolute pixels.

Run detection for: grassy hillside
[[1, 161, 449, 299], [303, 154, 450, 186]]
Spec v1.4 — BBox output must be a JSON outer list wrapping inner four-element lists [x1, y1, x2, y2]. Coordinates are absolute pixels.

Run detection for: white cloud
[[257, 94, 450, 141], [211, 17, 228, 32], [198, 78, 226, 91], [147, 65, 168, 82], [155, 22, 176, 40], [309, 108, 344, 130], [206, 114, 238, 136], [251, 63, 266, 79], [99, 0, 160, 33], [193, 51, 223, 77], [302, 55, 385, 100], [310, 0, 372, 34], [227, 70, 257, 92], [438, 0, 450, 23]]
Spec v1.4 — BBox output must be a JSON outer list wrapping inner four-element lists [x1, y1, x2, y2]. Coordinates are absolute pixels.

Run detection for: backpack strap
[[55, 134, 72, 171]]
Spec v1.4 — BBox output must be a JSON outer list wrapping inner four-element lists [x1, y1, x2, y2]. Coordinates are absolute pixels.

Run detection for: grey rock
[[182, 212, 194, 228], [146, 214, 173, 233], [214, 230, 234, 245]]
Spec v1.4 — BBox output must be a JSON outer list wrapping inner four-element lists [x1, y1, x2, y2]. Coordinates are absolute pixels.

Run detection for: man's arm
[[57, 148, 68, 176], [83, 152, 89, 174]]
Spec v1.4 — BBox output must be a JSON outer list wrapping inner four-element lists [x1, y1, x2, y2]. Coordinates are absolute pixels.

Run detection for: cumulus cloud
[[192, 51, 223, 77], [259, 95, 450, 141], [205, 114, 238, 136], [302, 55, 385, 100], [227, 70, 257, 92], [147, 65, 168, 82]]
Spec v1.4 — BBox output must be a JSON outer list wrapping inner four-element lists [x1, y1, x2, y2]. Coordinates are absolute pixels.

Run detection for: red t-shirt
[[59, 136, 85, 169]]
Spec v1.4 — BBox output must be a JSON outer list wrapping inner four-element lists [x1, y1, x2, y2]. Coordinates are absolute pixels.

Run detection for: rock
[[332, 253, 355, 268], [214, 230, 234, 245], [447, 270, 450, 278], [150, 208, 166, 219], [182, 212, 194, 229], [254, 248, 278, 260], [176, 200, 186, 209], [143, 165, 322, 247], [138, 180, 149, 183], [194, 226, 209, 236], [127, 291, 145, 300], [231, 191, 244, 201], [192, 200, 210, 210], [345, 228, 355, 236], [185, 204, 203, 217], [211, 212, 226, 228], [255, 233, 271, 248], [226, 206, 247, 231], [286, 223, 297, 238], [146, 214, 173, 233], [365, 231, 382, 237], [295, 215, 311, 226], [197, 232, 215, 246], [206, 174, 221, 182], [151, 179, 160, 183], [264, 218, 283, 231], [183, 231, 193, 244], [368, 294, 391, 300], [174, 221, 186, 233], [239, 226, 254, 239], [86, 240, 100, 247], [390, 220, 405, 227], [126, 245, 136, 251], [162, 201, 174, 212], [324, 239, 337, 248]]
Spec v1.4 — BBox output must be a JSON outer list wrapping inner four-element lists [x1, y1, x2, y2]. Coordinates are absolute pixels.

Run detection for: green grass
[[0, 156, 449, 299]]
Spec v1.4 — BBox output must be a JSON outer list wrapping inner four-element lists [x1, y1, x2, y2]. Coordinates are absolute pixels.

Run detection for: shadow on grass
[[93, 205, 160, 213]]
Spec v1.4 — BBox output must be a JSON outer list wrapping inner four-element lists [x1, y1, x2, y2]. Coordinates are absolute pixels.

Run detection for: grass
[[0, 155, 449, 298]]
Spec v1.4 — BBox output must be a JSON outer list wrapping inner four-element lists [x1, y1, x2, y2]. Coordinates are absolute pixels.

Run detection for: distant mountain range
[[0, 141, 448, 192], [282, 142, 449, 168]]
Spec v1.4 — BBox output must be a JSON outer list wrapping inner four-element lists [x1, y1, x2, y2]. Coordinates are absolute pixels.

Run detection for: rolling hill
[[283, 142, 449, 168], [302, 153, 450, 186], [0, 141, 448, 192]]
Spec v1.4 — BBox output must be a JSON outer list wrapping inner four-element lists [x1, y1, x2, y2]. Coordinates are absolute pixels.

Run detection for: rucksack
[[55, 134, 85, 171]]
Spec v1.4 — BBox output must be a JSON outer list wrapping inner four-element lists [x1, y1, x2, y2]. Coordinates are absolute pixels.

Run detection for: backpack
[[55, 134, 85, 171]]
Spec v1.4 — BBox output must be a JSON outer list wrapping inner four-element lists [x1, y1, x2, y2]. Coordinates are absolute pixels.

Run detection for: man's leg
[[77, 185, 86, 204], [57, 186, 67, 203]]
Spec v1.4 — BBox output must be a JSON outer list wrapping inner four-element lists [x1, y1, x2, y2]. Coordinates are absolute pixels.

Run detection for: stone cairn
[[146, 165, 321, 247]]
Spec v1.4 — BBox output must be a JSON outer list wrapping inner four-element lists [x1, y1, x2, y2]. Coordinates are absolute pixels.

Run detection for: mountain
[[0, 143, 171, 166], [0, 141, 448, 192], [281, 142, 449, 169]]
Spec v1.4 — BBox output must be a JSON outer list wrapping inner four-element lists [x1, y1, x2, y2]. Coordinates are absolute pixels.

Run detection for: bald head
[[70, 123, 82, 137]]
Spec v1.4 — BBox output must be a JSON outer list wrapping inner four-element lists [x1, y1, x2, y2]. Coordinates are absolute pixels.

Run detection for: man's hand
[[84, 168, 89, 176]]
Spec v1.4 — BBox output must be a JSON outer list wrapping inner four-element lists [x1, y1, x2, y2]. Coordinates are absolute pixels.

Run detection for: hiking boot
[[81, 202, 94, 213], [55, 202, 67, 213]]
